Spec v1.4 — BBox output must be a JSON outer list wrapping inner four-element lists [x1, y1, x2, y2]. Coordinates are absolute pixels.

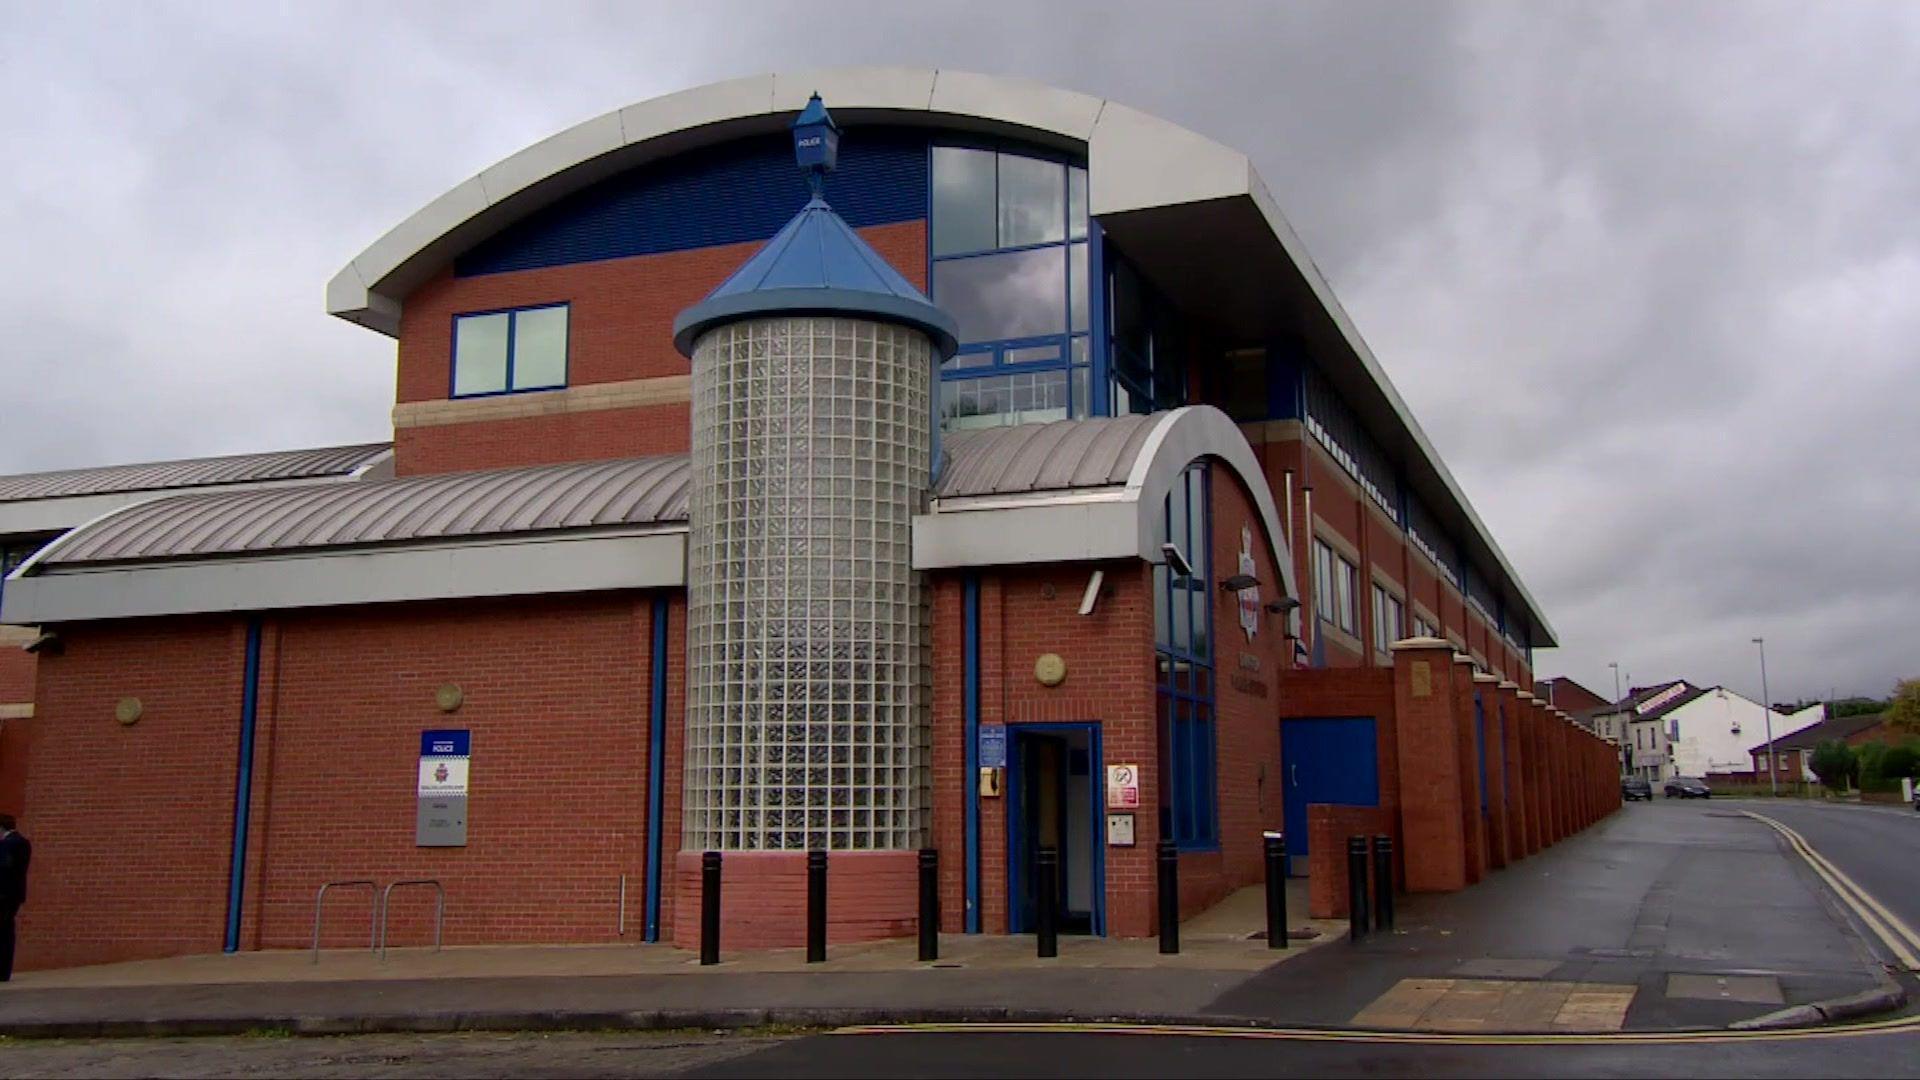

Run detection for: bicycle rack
[[377, 879, 446, 961], [311, 880, 378, 964]]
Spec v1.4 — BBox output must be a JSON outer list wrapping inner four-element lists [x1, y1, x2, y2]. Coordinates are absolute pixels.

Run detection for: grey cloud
[[1, 0, 1913, 701]]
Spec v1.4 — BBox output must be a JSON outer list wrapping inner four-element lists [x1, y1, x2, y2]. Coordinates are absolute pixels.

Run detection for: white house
[[1625, 682, 1822, 780]]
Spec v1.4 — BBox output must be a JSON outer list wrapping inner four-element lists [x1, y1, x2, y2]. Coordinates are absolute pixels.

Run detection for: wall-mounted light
[[1265, 597, 1301, 616], [24, 630, 61, 655], [1218, 574, 1260, 594]]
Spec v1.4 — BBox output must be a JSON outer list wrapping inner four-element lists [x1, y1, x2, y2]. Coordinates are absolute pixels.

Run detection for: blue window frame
[[1155, 462, 1218, 850], [450, 302, 570, 398], [1107, 254, 1187, 416], [929, 145, 1093, 430]]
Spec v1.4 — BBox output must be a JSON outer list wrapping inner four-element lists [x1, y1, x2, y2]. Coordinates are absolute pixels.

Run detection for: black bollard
[[1346, 836, 1369, 942], [917, 848, 940, 962], [699, 850, 722, 965], [806, 849, 827, 963], [1263, 831, 1288, 949], [1035, 846, 1059, 958], [1157, 838, 1180, 955], [1372, 834, 1395, 932]]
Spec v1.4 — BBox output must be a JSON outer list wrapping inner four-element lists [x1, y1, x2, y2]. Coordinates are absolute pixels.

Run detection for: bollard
[[1373, 834, 1394, 932], [1347, 836, 1369, 942], [1263, 831, 1288, 949], [917, 848, 939, 962], [1035, 846, 1059, 958], [699, 850, 722, 966], [806, 849, 827, 963], [1157, 838, 1180, 954]]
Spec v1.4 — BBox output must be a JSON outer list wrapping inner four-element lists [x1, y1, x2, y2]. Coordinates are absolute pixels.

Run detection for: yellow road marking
[[833, 1010, 1920, 1045], [1743, 810, 1920, 971]]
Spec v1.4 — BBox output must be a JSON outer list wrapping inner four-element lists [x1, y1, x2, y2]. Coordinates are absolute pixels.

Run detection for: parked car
[[1622, 776, 1653, 802], [1664, 776, 1712, 799]]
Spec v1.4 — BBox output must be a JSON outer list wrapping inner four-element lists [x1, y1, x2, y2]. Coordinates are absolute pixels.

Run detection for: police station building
[[0, 69, 1618, 970]]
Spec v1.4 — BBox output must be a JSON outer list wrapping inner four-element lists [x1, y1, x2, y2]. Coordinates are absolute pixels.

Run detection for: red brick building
[[0, 70, 1616, 971]]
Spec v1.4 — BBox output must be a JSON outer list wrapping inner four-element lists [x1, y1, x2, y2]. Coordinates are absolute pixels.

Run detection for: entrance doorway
[[1280, 717, 1380, 877], [1007, 724, 1103, 935]]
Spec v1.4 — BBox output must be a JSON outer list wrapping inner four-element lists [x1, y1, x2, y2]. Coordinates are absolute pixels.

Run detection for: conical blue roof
[[672, 196, 959, 358]]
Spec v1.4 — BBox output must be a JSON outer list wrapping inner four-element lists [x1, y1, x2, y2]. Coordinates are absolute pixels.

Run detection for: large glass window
[[1107, 256, 1187, 416], [451, 303, 569, 397], [1372, 583, 1404, 657], [1155, 462, 1218, 850], [931, 146, 1090, 430]]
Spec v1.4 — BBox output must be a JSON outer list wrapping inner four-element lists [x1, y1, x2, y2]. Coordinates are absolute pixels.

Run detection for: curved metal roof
[[935, 414, 1161, 498], [40, 455, 689, 566], [0, 443, 390, 504]]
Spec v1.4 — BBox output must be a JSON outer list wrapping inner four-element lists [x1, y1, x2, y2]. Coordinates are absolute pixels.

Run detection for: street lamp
[[1609, 661, 1624, 776], [1754, 637, 1775, 796]]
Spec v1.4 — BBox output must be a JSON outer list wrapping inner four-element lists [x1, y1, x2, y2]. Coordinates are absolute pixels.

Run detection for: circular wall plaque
[[435, 684, 465, 713], [1034, 653, 1067, 687], [114, 697, 143, 726]]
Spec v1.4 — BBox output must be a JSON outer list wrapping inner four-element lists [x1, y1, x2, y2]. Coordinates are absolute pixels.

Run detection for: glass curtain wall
[[930, 146, 1091, 430], [1108, 257, 1188, 415], [1153, 463, 1220, 850]]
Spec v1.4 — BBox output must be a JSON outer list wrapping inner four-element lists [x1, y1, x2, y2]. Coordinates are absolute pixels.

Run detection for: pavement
[[0, 800, 1910, 1050]]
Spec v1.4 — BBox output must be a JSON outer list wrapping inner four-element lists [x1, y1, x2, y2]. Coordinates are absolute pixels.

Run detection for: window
[[1310, 539, 1358, 636], [1372, 584, 1404, 656], [1155, 463, 1217, 850], [1107, 256, 1186, 416], [931, 147, 1091, 430], [451, 304, 569, 397], [1411, 613, 1437, 640]]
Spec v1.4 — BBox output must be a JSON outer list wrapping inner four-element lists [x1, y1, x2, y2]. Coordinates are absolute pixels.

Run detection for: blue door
[[1281, 718, 1380, 875]]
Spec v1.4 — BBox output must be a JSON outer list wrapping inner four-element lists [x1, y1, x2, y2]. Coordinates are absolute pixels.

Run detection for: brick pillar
[[1548, 708, 1569, 842], [1519, 693, 1548, 848], [1473, 673, 1507, 868], [1497, 680, 1528, 858], [1392, 638, 1468, 893], [1450, 654, 1486, 885]]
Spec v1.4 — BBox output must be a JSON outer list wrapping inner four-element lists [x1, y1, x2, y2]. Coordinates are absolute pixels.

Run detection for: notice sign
[[1107, 763, 1140, 809], [416, 729, 470, 847], [978, 725, 1007, 769]]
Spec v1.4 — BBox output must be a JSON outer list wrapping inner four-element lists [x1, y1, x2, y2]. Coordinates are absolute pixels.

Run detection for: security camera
[[1160, 542, 1194, 579]]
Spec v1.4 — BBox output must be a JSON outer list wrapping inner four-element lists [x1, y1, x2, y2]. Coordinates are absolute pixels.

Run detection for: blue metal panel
[[1280, 717, 1380, 863], [643, 595, 668, 942], [456, 129, 931, 277], [224, 617, 263, 953]]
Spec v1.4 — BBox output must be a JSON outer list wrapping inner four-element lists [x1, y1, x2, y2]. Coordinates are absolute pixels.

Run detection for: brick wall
[[0, 636, 35, 817], [669, 849, 918, 950], [19, 618, 246, 969], [391, 221, 927, 476], [1307, 803, 1394, 919], [18, 594, 675, 971]]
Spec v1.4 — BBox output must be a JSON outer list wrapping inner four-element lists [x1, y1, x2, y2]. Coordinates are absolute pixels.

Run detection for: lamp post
[[1754, 638, 1775, 796], [1609, 662, 1624, 776]]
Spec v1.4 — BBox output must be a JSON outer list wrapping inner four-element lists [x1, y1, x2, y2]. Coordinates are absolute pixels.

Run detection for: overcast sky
[[2, 1, 1914, 704]]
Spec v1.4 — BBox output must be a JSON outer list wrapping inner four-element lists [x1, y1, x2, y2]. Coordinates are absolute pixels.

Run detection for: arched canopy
[[917, 406, 1301, 627], [327, 67, 1258, 336]]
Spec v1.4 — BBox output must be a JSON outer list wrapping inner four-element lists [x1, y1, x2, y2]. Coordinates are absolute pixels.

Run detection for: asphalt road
[[1725, 797, 1920, 963], [6, 1024, 1919, 1079]]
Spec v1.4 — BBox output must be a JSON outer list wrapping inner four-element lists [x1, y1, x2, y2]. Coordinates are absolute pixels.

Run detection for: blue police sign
[[979, 725, 1007, 770], [420, 729, 470, 757]]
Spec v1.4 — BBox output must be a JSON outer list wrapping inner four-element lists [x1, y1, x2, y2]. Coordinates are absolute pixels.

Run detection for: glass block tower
[[672, 96, 959, 853]]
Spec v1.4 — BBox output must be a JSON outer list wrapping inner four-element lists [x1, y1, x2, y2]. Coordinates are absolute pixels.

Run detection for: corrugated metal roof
[[0, 443, 391, 504], [42, 455, 689, 566], [935, 414, 1162, 498]]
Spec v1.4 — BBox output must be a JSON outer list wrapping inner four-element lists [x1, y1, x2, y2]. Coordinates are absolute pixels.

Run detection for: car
[[1622, 776, 1653, 801], [1664, 776, 1712, 799]]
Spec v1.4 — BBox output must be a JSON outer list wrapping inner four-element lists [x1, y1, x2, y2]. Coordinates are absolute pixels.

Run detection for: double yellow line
[[1743, 810, 1920, 971], [838, 1012, 1920, 1046]]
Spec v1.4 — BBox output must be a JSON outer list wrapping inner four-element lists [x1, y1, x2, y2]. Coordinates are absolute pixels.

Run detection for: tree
[[1879, 744, 1920, 782], [1888, 678, 1920, 736], [1809, 740, 1858, 794]]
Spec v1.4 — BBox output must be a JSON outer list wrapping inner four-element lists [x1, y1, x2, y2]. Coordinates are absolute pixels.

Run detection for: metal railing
[[377, 879, 445, 961], [311, 880, 378, 964]]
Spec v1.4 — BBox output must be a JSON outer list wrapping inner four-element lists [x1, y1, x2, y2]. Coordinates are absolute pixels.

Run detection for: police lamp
[[792, 92, 840, 197]]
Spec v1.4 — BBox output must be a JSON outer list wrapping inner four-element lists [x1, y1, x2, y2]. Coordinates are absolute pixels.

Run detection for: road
[[1726, 797, 1920, 965], [4, 1022, 1919, 1079]]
